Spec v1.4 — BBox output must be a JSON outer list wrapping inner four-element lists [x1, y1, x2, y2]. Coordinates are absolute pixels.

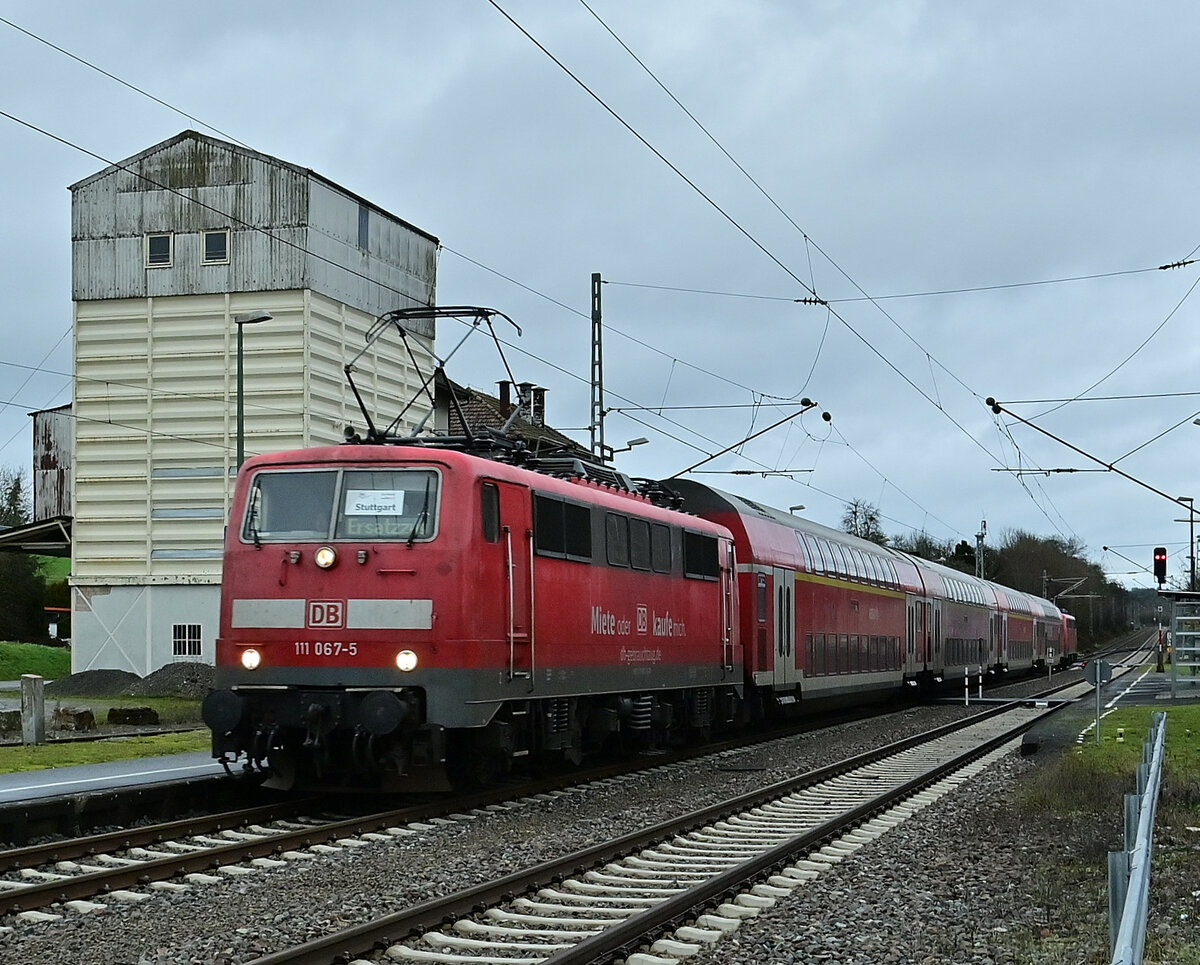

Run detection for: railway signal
[[1154, 547, 1167, 585]]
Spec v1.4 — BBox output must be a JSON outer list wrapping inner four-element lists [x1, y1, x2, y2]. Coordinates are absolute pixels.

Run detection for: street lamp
[[789, 505, 806, 514], [234, 311, 271, 467], [606, 437, 649, 457]]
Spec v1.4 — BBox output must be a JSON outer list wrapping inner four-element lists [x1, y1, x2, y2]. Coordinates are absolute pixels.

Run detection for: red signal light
[[1153, 547, 1167, 585]]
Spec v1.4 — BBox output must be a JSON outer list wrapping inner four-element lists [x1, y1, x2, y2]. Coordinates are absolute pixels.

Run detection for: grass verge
[[0, 641, 71, 680], [0, 730, 212, 773], [1003, 704, 1200, 963]]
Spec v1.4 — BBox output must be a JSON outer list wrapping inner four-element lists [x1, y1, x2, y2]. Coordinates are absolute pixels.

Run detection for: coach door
[[772, 567, 798, 688], [489, 481, 534, 687], [991, 612, 1006, 670], [907, 598, 930, 674]]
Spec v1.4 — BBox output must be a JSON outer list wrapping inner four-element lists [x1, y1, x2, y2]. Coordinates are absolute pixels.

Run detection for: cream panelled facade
[[69, 131, 438, 675]]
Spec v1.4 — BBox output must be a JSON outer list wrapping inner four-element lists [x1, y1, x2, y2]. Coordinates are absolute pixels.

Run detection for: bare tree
[[841, 498, 888, 545]]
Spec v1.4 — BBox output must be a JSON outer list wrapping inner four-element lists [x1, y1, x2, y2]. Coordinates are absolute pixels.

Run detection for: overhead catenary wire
[[3, 13, 1188, 554]]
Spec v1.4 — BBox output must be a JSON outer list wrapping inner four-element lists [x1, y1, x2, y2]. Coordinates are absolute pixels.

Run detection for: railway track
[[0, 706, 904, 920], [234, 687, 1090, 965], [0, 674, 1088, 938]]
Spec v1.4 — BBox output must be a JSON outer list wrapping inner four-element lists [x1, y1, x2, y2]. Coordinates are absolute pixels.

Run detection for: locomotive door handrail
[[502, 524, 535, 689], [505, 527, 517, 677]]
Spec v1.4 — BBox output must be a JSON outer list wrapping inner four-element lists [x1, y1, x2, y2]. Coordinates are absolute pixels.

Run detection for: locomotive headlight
[[396, 649, 418, 672], [314, 546, 337, 569], [240, 648, 262, 671]]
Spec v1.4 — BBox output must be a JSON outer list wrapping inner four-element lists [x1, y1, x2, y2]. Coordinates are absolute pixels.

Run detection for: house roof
[[440, 377, 591, 457], [0, 516, 72, 558]]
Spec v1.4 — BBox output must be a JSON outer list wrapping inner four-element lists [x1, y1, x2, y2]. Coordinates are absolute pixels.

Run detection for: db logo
[[307, 600, 345, 628], [636, 606, 649, 634]]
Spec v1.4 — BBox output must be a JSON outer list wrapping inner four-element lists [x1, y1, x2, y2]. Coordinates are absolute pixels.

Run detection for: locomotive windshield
[[243, 468, 440, 543]]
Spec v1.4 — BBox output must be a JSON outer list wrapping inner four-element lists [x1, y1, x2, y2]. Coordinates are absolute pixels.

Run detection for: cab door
[[482, 480, 534, 686]]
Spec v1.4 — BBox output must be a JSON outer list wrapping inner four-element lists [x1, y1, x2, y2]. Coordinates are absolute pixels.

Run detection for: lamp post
[[234, 311, 271, 468], [604, 437, 649, 459], [789, 505, 806, 514]]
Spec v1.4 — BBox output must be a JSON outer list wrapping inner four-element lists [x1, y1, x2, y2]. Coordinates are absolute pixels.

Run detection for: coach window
[[757, 573, 768, 623], [819, 538, 835, 574], [629, 517, 651, 570], [650, 523, 672, 572], [606, 513, 630, 567], [481, 482, 500, 543]]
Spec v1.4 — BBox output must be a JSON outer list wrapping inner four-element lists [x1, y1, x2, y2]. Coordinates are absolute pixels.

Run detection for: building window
[[203, 230, 230, 264], [145, 233, 173, 268], [357, 203, 370, 248], [172, 623, 202, 657]]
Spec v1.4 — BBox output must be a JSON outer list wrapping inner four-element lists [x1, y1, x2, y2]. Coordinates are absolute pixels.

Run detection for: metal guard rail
[[1109, 711, 1167, 965]]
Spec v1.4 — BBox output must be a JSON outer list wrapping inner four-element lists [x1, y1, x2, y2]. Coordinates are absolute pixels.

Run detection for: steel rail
[[242, 696, 1069, 965]]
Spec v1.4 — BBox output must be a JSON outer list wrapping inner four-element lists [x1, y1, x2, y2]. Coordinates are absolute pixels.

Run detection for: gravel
[[1, 671, 1195, 964], [43, 663, 215, 700]]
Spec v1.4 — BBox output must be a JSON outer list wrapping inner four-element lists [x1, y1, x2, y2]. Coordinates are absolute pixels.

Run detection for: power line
[[0, 15, 250, 147]]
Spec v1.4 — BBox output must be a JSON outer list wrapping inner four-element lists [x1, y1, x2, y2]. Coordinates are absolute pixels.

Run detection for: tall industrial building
[[67, 131, 439, 675]]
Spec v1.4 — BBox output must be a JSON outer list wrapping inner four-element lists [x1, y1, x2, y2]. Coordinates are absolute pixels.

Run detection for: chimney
[[497, 380, 511, 412], [531, 386, 546, 427], [517, 382, 535, 423]]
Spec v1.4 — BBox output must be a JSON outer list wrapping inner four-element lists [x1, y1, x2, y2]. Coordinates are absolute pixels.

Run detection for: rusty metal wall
[[31, 404, 71, 520]]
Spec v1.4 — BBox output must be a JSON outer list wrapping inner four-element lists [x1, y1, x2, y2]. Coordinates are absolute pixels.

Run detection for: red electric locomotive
[[202, 443, 741, 790]]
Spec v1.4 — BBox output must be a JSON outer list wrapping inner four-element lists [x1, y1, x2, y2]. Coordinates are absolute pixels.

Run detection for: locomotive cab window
[[242, 468, 440, 543], [335, 469, 439, 541], [244, 470, 337, 541], [481, 482, 500, 543]]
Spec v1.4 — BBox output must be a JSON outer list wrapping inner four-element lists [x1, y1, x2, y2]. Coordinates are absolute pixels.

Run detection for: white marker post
[[20, 674, 45, 745]]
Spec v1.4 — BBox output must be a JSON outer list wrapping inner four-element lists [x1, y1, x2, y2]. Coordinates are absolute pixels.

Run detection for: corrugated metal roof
[[70, 130, 438, 244]]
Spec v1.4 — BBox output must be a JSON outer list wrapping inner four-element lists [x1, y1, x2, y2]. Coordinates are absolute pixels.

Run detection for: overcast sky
[[2, 1, 1198, 590]]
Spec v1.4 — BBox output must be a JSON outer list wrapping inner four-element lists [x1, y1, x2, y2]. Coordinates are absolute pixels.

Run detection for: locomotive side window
[[534, 494, 565, 556], [481, 482, 500, 543], [244, 470, 337, 541], [629, 517, 652, 570], [606, 513, 630, 567], [650, 523, 672, 572], [564, 502, 592, 559], [533, 493, 593, 562], [683, 531, 719, 580], [336, 469, 439, 541]]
